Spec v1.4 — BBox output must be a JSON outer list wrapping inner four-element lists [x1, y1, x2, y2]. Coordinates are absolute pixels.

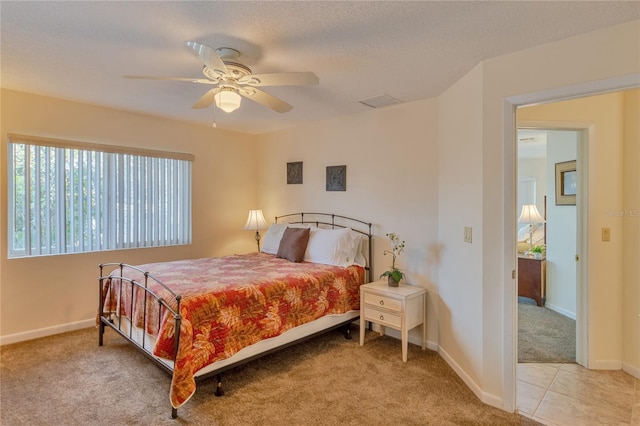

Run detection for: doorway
[[516, 128, 582, 366], [507, 86, 640, 422]]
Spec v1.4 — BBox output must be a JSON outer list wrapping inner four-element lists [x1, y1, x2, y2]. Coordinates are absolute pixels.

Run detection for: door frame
[[501, 73, 639, 413]]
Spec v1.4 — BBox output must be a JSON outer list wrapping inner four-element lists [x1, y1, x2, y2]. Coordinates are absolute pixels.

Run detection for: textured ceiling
[[1, 1, 638, 134]]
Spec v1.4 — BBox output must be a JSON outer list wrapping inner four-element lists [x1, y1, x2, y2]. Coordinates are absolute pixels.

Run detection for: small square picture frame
[[287, 161, 303, 184], [326, 165, 346, 191], [555, 160, 576, 205]]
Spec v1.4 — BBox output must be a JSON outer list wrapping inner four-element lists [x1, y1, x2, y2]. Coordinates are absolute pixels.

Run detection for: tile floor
[[517, 363, 639, 425]]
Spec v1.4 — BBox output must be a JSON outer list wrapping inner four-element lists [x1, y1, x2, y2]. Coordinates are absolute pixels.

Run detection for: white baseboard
[[0, 318, 95, 346], [437, 345, 504, 410], [544, 302, 576, 320], [589, 359, 623, 370], [623, 362, 640, 379], [481, 391, 505, 410], [370, 325, 505, 410]]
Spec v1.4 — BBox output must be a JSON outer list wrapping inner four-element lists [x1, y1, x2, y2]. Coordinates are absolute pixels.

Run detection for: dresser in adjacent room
[[518, 255, 546, 306]]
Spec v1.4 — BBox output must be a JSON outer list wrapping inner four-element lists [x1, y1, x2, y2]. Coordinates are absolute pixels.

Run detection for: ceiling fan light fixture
[[130, 42, 317, 115], [214, 89, 241, 113]]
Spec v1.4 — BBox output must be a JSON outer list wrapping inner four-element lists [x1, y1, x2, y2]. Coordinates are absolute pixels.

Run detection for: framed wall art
[[287, 161, 303, 184], [326, 165, 346, 191], [555, 160, 576, 205]]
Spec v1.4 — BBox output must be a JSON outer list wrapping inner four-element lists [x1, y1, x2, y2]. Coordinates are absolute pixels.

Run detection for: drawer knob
[[379, 300, 384, 306], [380, 315, 384, 320]]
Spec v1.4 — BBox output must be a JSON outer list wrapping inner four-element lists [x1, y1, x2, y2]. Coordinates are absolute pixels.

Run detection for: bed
[[97, 212, 372, 418]]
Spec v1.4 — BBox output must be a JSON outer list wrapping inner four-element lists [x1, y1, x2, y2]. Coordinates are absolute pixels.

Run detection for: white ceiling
[[2, 1, 638, 135]]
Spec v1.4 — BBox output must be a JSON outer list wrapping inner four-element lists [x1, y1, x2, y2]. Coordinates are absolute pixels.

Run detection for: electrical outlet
[[602, 227, 611, 242], [464, 227, 472, 243]]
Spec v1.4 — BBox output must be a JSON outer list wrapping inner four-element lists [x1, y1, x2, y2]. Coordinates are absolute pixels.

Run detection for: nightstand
[[359, 280, 426, 362]]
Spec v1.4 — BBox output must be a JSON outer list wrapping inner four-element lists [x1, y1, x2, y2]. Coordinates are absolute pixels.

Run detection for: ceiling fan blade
[[192, 88, 221, 109], [185, 41, 228, 74], [124, 75, 214, 84], [240, 88, 293, 113], [239, 72, 319, 87]]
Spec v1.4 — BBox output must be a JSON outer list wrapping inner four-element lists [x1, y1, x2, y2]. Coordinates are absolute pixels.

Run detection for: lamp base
[[255, 231, 261, 252], [528, 226, 534, 254]]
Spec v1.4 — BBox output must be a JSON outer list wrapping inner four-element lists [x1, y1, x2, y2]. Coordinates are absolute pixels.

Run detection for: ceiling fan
[[125, 41, 319, 114]]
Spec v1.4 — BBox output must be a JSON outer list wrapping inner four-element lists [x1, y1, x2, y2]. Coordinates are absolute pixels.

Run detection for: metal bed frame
[[98, 212, 372, 419]]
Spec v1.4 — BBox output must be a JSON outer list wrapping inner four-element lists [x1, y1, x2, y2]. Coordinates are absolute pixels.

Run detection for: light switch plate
[[464, 227, 472, 243]]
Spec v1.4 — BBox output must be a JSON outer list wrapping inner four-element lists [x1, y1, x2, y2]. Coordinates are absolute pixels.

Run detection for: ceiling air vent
[[359, 94, 403, 109]]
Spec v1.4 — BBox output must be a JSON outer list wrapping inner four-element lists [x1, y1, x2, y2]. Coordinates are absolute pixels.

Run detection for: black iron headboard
[[275, 212, 373, 282]]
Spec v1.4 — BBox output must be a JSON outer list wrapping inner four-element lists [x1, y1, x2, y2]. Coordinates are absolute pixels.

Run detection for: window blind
[[7, 134, 193, 258]]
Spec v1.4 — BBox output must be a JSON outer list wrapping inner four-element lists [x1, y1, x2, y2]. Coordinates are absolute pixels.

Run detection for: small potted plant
[[380, 232, 405, 287], [532, 245, 544, 259]]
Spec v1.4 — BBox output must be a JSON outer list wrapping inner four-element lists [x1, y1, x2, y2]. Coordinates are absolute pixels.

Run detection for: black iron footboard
[[98, 263, 182, 417]]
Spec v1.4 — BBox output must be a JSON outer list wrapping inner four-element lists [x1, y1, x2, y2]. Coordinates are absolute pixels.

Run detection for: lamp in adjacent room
[[214, 88, 241, 113], [244, 209, 268, 251], [518, 204, 545, 254]]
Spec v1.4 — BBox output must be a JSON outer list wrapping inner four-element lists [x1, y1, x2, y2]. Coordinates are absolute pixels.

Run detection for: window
[[7, 134, 193, 258]]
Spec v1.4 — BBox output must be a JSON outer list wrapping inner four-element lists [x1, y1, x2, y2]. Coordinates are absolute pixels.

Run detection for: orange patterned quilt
[[103, 252, 364, 408]]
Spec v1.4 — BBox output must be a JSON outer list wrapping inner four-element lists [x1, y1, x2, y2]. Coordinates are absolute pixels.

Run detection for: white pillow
[[348, 230, 367, 267], [304, 227, 363, 267], [261, 223, 288, 255], [260, 223, 315, 255]]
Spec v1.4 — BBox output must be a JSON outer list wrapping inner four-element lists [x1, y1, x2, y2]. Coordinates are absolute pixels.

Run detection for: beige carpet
[[518, 301, 576, 363], [1, 326, 540, 425]]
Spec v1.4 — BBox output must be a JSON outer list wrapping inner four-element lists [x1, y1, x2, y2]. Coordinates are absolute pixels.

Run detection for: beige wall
[[0, 89, 258, 341], [437, 63, 484, 390], [256, 98, 440, 344]]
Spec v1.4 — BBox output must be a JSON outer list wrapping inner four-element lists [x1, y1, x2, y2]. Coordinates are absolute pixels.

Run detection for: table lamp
[[244, 209, 268, 251], [518, 204, 544, 254]]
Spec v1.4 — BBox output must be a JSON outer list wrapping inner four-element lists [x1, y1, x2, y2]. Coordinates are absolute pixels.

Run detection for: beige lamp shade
[[244, 209, 268, 231], [518, 204, 544, 224]]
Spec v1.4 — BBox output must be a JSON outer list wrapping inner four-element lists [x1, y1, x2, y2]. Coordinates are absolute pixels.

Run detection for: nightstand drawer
[[363, 306, 402, 328], [363, 293, 401, 312]]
